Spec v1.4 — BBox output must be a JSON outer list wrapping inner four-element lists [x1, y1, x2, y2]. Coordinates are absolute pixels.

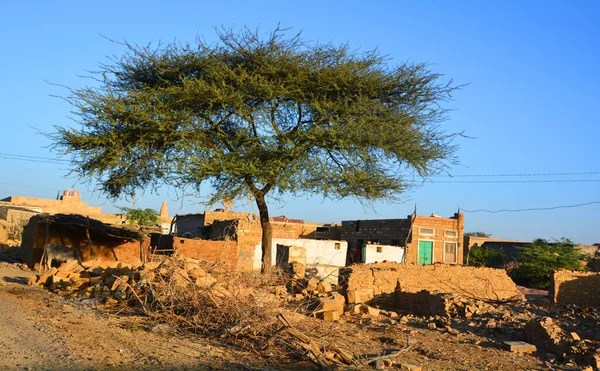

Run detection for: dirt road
[[0, 263, 256, 370]]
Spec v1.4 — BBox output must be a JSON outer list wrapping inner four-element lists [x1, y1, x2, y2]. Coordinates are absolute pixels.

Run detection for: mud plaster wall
[[172, 238, 238, 271], [5, 196, 121, 224], [552, 269, 600, 307], [340, 263, 522, 302], [20, 221, 147, 268]]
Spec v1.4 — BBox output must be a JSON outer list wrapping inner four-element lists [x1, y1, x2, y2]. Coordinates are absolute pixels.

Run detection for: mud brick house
[[341, 212, 464, 265], [20, 214, 150, 269], [169, 210, 345, 275]]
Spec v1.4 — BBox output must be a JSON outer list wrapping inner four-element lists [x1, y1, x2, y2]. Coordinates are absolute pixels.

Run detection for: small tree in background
[[119, 207, 160, 227], [466, 245, 507, 268], [509, 238, 587, 289], [464, 231, 492, 238]]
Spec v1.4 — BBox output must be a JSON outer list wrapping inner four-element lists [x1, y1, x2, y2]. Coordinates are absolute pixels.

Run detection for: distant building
[[341, 213, 465, 265], [0, 190, 123, 230]]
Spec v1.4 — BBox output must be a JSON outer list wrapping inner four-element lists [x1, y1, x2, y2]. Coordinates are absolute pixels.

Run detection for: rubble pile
[[28, 257, 289, 308]]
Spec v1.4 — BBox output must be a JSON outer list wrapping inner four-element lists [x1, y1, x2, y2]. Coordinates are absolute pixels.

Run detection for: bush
[[466, 245, 507, 268], [508, 238, 587, 289]]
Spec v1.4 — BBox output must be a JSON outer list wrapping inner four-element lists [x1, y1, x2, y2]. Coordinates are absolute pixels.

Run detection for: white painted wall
[[362, 244, 405, 264], [253, 239, 348, 283]]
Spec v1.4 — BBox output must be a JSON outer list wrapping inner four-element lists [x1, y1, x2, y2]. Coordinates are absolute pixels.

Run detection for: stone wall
[[552, 269, 600, 307], [172, 238, 239, 271], [340, 262, 523, 302]]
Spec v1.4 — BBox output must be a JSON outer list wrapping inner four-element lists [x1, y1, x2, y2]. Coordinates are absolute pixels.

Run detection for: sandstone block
[[322, 310, 340, 322], [321, 293, 345, 313], [306, 277, 319, 292], [57, 260, 81, 273], [347, 290, 363, 304], [504, 341, 537, 353], [360, 304, 380, 317], [38, 268, 58, 286], [317, 281, 332, 293], [570, 332, 581, 341], [400, 364, 422, 371]]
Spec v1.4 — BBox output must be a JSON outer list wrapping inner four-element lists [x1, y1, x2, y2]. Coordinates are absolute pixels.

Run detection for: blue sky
[[1, 1, 598, 243]]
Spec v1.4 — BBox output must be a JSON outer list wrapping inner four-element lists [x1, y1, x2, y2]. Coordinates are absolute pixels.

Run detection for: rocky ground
[[0, 255, 599, 370]]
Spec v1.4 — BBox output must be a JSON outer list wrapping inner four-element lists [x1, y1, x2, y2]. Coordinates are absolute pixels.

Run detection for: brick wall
[[340, 262, 522, 302], [552, 269, 600, 307], [406, 214, 464, 265], [341, 213, 464, 265], [172, 237, 239, 271]]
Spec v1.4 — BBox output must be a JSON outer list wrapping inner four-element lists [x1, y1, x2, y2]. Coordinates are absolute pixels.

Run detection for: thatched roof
[[32, 213, 144, 240]]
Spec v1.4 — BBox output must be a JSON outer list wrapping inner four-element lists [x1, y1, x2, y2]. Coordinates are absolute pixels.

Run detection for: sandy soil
[[0, 263, 262, 370]]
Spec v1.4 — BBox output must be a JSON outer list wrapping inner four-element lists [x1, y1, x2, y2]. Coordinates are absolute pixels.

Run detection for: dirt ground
[[0, 263, 266, 370], [0, 261, 596, 370]]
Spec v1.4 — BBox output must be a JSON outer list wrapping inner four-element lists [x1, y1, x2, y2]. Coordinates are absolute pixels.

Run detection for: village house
[[168, 209, 346, 281], [341, 212, 465, 265]]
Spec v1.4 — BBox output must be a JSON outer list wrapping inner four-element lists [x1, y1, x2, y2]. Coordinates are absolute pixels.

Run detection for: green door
[[418, 241, 433, 265]]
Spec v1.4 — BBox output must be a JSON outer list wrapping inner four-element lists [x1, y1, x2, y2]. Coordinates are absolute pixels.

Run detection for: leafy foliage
[[466, 245, 507, 268], [51, 27, 461, 271], [508, 238, 587, 289], [465, 231, 491, 238], [119, 207, 160, 227]]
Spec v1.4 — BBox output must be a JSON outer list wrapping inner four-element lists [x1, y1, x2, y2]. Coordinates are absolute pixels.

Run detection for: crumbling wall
[[172, 237, 240, 271], [395, 290, 454, 317], [552, 269, 600, 307], [20, 216, 148, 268], [340, 262, 523, 302]]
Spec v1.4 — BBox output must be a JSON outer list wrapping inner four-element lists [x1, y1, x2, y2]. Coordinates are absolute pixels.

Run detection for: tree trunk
[[255, 193, 273, 274]]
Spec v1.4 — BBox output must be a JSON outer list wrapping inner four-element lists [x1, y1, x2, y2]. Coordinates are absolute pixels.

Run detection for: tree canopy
[[52, 27, 460, 272], [119, 207, 161, 227]]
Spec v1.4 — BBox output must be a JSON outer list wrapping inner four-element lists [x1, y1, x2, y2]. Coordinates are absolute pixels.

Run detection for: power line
[[0, 152, 69, 163], [0, 155, 67, 165], [461, 201, 600, 213], [430, 179, 600, 184], [434, 171, 600, 178]]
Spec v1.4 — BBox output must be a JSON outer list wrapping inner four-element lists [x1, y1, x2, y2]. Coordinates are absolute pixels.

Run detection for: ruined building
[[0, 190, 123, 227]]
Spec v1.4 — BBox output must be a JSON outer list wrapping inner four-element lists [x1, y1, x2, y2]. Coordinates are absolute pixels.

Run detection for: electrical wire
[[461, 201, 600, 213], [0, 155, 67, 164], [430, 179, 600, 184], [0, 152, 69, 162], [434, 171, 600, 178]]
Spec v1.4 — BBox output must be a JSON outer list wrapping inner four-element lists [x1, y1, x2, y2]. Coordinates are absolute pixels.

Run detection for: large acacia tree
[[52, 28, 460, 273]]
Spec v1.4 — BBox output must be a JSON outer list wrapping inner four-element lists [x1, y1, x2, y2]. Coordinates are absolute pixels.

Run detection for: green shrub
[[508, 238, 587, 289], [466, 245, 507, 268], [119, 207, 160, 227]]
